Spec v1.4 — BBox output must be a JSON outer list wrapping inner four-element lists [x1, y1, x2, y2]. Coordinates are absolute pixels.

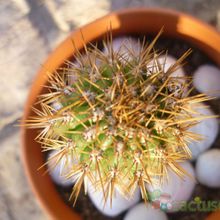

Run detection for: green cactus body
[[26, 33, 214, 205]]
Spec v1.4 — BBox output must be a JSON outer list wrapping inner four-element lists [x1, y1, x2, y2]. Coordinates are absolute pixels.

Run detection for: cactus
[[25, 32, 214, 206]]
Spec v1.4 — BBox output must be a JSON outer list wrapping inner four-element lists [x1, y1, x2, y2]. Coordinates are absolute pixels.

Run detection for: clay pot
[[21, 8, 220, 220]]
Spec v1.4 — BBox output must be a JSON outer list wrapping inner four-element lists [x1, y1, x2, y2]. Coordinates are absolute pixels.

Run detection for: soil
[[52, 35, 220, 220]]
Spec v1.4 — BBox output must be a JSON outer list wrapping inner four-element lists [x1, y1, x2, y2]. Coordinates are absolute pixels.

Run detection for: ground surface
[[0, 0, 220, 219]]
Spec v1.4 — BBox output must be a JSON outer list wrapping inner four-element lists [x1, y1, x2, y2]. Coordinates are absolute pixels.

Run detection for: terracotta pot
[[21, 8, 220, 220]]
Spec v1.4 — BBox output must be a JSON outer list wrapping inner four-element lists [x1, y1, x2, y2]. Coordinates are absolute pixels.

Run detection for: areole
[[21, 8, 220, 220]]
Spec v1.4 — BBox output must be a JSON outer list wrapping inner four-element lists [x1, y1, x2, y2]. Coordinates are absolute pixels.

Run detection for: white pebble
[[158, 55, 185, 77], [147, 55, 185, 77], [147, 162, 195, 212], [103, 37, 141, 59], [47, 151, 76, 186], [124, 203, 168, 220], [88, 184, 140, 217], [193, 64, 220, 98], [187, 103, 219, 159], [196, 149, 220, 187]]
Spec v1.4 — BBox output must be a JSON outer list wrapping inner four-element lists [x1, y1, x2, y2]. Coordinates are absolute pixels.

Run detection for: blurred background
[[0, 0, 220, 219]]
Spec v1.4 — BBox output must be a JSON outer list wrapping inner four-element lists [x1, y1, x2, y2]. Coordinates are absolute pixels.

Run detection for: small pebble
[[147, 162, 195, 212], [147, 55, 186, 97], [193, 64, 220, 98], [196, 149, 220, 188], [103, 37, 141, 59], [88, 184, 140, 217], [48, 151, 76, 186], [124, 203, 168, 220], [187, 103, 219, 159], [158, 55, 185, 77]]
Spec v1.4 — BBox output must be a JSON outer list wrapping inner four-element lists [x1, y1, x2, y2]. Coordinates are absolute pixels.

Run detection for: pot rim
[[21, 7, 220, 220]]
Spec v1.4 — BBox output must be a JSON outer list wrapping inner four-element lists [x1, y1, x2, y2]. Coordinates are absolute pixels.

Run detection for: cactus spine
[[26, 32, 213, 206]]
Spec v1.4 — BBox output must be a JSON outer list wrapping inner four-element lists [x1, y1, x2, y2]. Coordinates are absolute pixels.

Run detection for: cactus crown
[[26, 32, 212, 206]]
